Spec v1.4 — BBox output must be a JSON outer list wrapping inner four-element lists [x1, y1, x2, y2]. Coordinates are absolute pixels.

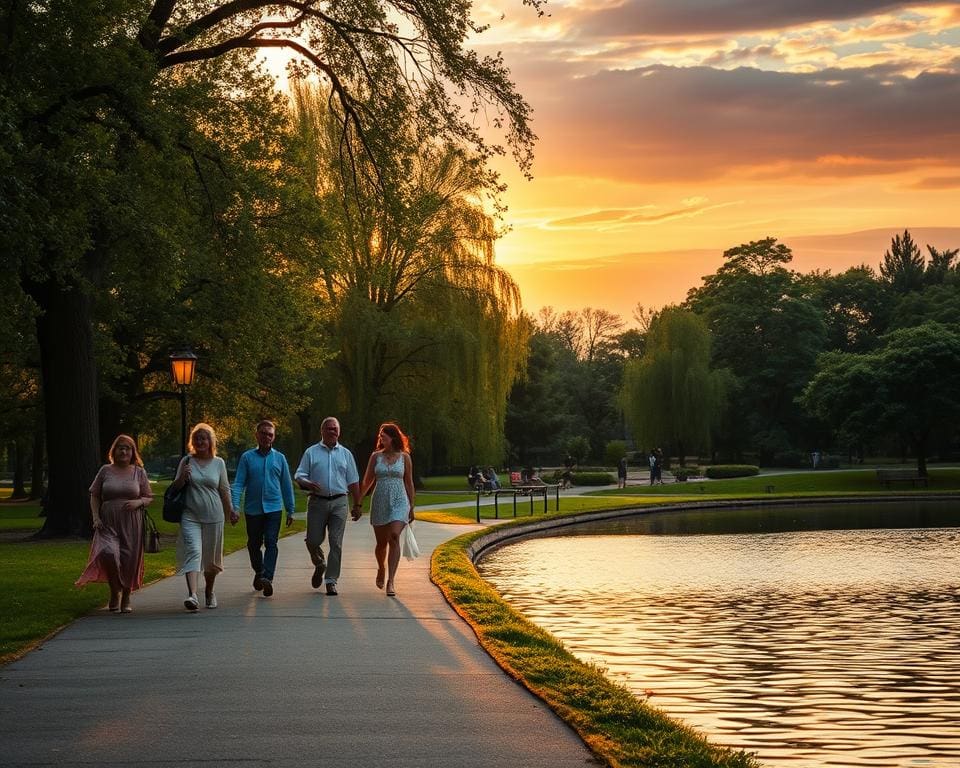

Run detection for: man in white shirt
[[294, 417, 363, 595]]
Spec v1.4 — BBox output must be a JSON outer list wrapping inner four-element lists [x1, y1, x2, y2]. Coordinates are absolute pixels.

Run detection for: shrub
[[604, 440, 627, 466], [565, 436, 591, 465], [670, 467, 703, 481], [705, 464, 760, 479], [572, 471, 616, 486]]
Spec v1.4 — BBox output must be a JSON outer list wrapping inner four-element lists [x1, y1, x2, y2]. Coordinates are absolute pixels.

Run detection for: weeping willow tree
[[290, 82, 528, 470], [620, 308, 730, 464]]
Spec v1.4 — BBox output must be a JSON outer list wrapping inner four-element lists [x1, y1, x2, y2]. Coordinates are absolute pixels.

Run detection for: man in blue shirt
[[231, 420, 296, 597], [294, 416, 362, 596]]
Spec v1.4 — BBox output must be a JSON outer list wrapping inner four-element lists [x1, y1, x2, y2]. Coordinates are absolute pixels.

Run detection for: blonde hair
[[188, 423, 218, 456], [108, 434, 144, 467]]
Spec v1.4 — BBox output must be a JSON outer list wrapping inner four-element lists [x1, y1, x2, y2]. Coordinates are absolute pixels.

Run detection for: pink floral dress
[[76, 464, 153, 590]]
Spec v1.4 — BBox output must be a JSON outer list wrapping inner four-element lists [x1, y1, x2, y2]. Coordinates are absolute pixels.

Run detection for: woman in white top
[[359, 422, 415, 596], [170, 423, 238, 610]]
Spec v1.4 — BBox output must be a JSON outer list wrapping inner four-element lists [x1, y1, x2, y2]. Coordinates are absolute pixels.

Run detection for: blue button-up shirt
[[294, 441, 359, 495], [231, 447, 296, 515]]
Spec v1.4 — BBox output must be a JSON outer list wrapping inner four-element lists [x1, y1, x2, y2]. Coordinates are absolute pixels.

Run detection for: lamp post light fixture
[[169, 349, 197, 457]]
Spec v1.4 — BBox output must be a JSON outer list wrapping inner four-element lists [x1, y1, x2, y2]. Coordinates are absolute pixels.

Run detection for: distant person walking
[[294, 417, 362, 596], [617, 456, 628, 488], [170, 423, 239, 611], [562, 453, 575, 489], [359, 422, 415, 597], [231, 420, 296, 598], [648, 450, 656, 486], [77, 435, 154, 613]]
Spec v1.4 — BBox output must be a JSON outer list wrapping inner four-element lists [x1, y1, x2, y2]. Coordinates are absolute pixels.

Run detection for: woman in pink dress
[[76, 435, 154, 613]]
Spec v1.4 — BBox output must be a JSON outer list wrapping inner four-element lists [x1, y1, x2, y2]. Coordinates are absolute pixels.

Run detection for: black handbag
[[162, 457, 190, 523], [143, 509, 161, 553]]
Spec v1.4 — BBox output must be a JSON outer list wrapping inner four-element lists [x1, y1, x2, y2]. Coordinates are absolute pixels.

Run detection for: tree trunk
[[31, 278, 101, 537], [29, 421, 45, 501]]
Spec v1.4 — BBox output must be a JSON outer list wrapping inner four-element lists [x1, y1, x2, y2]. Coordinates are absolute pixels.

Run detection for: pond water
[[477, 501, 960, 767]]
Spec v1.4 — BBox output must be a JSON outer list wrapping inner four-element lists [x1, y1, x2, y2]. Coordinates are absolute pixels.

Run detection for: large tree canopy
[[291, 83, 528, 471], [801, 322, 960, 475], [686, 238, 825, 460], [2, 0, 538, 534], [621, 307, 729, 464]]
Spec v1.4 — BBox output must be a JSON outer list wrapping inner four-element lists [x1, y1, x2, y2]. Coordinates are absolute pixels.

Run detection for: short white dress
[[369, 453, 409, 527]]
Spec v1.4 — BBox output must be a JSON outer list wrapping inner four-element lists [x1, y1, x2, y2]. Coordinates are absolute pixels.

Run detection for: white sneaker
[[205, 592, 217, 609], [184, 594, 199, 611]]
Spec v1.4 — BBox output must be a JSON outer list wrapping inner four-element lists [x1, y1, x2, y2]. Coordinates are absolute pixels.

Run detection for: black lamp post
[[169, 349, 197, 457]]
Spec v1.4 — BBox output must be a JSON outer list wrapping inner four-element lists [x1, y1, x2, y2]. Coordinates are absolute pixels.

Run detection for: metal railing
[[475, 484, 561, 522]]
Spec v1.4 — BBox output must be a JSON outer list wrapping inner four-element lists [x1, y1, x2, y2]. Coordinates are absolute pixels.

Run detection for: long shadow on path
[[0, 520, 594, 767]]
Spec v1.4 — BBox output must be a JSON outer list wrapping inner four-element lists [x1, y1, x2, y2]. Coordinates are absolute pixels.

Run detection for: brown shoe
[[261, 578, 273, 597], [326, 583, 338, 596]]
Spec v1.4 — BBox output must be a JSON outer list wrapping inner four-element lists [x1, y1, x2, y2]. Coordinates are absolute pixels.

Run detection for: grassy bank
[[432, 523, 760, 768]]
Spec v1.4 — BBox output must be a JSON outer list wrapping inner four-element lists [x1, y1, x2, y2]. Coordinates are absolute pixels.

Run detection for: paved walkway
[[0, 521, 595, 767]]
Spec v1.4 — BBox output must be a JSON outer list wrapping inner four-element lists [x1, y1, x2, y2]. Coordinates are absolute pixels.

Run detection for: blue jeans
[[245, 511, 282, 581]]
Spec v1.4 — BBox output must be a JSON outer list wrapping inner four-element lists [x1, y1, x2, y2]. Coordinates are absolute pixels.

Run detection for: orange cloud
[[547, 200, 739, 228], [907, 175, 960, 189], [518, 64, 960, 183]]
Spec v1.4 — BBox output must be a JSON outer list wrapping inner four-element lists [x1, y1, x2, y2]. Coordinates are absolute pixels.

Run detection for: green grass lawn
[[0, 485, 307, 663], [594, 467, 960, 496], [5, 467, 956, 664]]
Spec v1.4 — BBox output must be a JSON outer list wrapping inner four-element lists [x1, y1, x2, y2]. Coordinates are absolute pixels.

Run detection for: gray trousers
[[305, 497, 349, 584]]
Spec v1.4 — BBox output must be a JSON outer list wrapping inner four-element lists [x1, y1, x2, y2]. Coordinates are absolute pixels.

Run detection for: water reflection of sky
[[477, 503, 960, 768]]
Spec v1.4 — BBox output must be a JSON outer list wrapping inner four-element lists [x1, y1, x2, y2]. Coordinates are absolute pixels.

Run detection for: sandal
[[376, 567, 386, 590], [386, 582, 396, 597]]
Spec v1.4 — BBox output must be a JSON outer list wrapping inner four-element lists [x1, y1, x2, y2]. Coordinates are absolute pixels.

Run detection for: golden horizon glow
[[263, 2, 960, 321], [474, 0, 960, 319]]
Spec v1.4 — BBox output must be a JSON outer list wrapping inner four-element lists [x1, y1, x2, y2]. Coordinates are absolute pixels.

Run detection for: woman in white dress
[[359, 422, 415, 596], [169, 423, 239, 611]]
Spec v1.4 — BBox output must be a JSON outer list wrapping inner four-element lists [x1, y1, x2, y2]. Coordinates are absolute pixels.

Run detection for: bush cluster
[[669, 467, 703, 481], [704, 464, 760, 479], [546, 470, 615, 485]]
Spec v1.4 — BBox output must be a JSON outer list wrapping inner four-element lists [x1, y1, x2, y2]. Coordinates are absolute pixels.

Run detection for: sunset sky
[[464, 1, 960, 320]]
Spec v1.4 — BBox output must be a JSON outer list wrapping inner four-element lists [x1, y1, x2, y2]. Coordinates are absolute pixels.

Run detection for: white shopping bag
[[400, 522, 420, 560]]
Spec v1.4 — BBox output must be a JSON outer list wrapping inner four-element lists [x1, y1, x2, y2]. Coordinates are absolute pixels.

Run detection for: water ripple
[[478, 506, 960, 768]]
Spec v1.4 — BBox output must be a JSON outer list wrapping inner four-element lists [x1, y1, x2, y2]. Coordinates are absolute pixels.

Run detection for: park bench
[[508, 471, 547, 495], [876, 468, 928, 488]]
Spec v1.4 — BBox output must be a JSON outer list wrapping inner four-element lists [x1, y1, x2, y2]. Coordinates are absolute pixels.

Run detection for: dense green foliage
[[802, 323, 960, 474], [2, 0, 539, 532], [621, 308, 730, 464], [287, 84, 528, 469], [505, 307, 629, 466], [500, 229, 960, 473], [704, 465, 760, 479]]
